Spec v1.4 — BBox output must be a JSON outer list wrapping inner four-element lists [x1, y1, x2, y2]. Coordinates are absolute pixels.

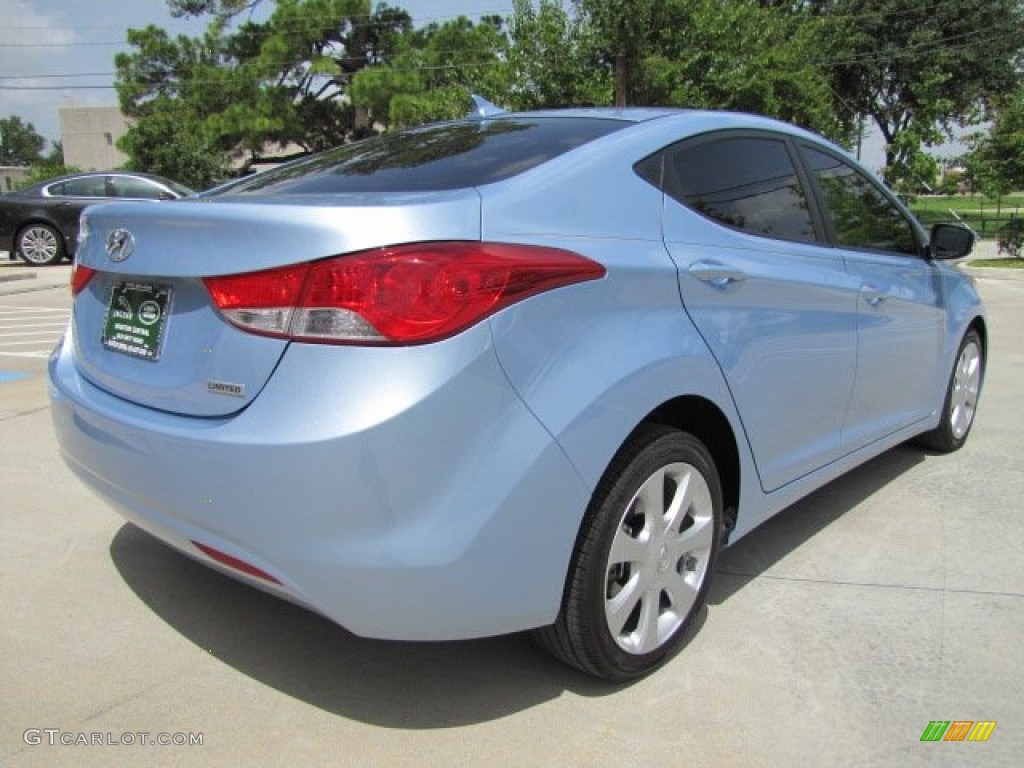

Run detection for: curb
[[0, 272, 36, 284], [963, 264, 1024, 280], [0, 267, 69, 296], [0, 280, 67, 296]]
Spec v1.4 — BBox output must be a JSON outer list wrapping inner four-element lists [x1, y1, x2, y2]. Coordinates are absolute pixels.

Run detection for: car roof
[[494, 107, 691, 123], [471, 108, 847, 162], [467, 107, 839, 150], [502, 106, 819, 134]]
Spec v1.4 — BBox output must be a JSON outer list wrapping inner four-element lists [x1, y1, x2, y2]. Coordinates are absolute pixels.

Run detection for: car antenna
[[468, 94, 507, 119]]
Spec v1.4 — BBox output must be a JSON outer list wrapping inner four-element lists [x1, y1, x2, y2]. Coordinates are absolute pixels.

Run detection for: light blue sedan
[[49, 108, 984, 681]]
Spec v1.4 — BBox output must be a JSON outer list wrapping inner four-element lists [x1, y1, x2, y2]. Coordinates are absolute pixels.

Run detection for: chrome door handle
[[861, 286, 887, 307], [690, 262, 747, 288]]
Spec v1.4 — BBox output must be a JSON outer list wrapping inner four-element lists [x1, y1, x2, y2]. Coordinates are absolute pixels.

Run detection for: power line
[[3, 41, 133, 48], [2, 22, 1020, 90], [2, 7, 513, 32], [0, 73, 113, 80], [2, 1, 1020, 92], [0, 85, 116, 91]]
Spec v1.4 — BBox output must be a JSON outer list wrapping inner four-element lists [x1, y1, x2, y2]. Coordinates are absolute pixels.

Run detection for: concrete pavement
[[1, 253, 1021, 767], [0, 258, 71, 296]]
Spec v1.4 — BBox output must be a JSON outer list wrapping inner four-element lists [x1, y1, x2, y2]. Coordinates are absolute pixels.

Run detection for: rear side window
[[660, 136, 817, 243], [217, 118, 627, 196], [48, 177, 107, 198], [801, 147, 919, 256]]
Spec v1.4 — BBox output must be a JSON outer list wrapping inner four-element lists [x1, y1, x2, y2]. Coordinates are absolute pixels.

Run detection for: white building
[[59, 106, 130, 170]]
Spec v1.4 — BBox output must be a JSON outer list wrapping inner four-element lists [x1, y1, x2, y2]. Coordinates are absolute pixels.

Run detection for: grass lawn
[[969, 258, 1024, 268], [911, 194, 1024, 214], [911, 195, 1023, 239]]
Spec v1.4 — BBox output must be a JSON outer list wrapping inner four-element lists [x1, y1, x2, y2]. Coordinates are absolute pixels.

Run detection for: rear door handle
[[860, 285, 887, 307], [689, 262, 747, 288]]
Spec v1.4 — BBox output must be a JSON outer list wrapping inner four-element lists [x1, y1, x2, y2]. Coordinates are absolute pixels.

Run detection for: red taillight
[[204, 262, 309, 337], [204, 242, 605, 345], [71, 264, 97, 296]]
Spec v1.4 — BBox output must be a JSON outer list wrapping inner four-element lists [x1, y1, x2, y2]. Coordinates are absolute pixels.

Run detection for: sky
[[0, 0, 513, 147]]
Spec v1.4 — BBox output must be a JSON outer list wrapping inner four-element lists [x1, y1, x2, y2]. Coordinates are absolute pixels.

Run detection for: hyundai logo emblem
[[105, 228, 135, 262]]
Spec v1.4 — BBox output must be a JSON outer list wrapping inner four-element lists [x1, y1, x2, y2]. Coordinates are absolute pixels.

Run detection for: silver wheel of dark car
[[916, 329, 984, 453], [535, 425, 721, 681], [17, 224, 65, 266]]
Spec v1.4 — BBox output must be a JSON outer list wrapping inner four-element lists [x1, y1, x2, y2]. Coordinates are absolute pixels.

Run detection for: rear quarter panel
[[479, 135, 754, 509]]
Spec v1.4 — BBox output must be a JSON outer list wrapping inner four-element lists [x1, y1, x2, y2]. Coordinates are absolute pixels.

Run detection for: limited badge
[[207, 380, 246, 398]]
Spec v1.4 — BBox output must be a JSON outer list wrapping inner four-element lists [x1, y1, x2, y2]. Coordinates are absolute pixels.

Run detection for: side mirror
[[929, 223, 975, 260]]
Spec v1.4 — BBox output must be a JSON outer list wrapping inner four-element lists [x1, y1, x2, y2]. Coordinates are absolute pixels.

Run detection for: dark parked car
[[0, 171, 195, 265]]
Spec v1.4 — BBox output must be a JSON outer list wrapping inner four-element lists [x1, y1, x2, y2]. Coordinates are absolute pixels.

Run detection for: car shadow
[[709, 444, 926, 605], [108, 444, 922, 727], [109, 523, 628, 727]]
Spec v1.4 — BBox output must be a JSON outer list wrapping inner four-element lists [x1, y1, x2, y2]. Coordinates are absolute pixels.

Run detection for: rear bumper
[[48, 323, 591, 640]]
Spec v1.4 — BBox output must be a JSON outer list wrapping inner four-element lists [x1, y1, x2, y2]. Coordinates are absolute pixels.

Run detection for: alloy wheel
[[604, 461, 715, 654], [18, 225, 62, 265], [950, 338, 982, 440]]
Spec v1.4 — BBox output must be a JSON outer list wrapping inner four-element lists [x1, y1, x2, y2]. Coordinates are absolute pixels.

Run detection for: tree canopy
[[350, 14, 510, 128], [824, 0, 1024, 187], [965, 86, 1024, 199], [0, 116, 47, 166], [638, 0, 848, 141], [108, 0, 1023, 188]]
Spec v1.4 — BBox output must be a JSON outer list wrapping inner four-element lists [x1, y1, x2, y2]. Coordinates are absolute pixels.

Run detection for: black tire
[[535, 424, 722, 681], [16, 223, 65, 266], [915, 329, 984, 453]]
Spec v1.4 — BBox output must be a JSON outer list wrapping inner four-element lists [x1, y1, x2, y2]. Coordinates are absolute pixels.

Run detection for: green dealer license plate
[[102, 281, 172, 361]]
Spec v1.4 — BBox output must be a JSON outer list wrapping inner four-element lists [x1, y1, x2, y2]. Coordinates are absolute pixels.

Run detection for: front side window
[[660, 136, 817, 243], [801, 147, 919, 256]]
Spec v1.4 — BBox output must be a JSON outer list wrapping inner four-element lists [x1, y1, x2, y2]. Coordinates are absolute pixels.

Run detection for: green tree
[[350, 15, 510, 129], [235, 0, 413, 149], [119, 101, 228, 188], [965, 86, 1024, 199], [506, 0, 609, 109], [568, 1, 845, 142], [115, 24, 236, 186], [825, 0, 1024, 182], [639, 0, 847, 141], [0, 116, 47, 166], [575, 0, 660, 106], [117, 1, 414, 184]]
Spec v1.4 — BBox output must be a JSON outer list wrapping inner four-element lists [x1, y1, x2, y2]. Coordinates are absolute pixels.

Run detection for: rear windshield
[[215, 117, 627, 196]]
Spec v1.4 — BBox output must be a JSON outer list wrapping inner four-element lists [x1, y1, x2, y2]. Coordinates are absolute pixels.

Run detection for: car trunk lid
[[70, 192, 481, 417]]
